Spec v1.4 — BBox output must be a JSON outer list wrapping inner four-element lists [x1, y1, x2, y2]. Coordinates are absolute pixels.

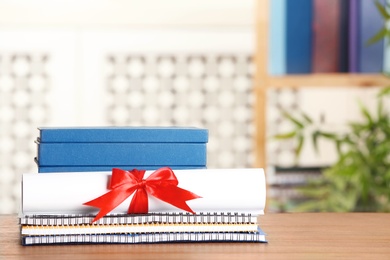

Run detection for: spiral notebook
[[22, 229, 267, 245], [20, 212, 258, 226], [22, 223, 259, 236], [20, 212, 265, 244]]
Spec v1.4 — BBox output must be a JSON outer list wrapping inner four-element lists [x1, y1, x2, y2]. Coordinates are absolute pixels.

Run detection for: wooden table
[[1, 213, 390, 259]]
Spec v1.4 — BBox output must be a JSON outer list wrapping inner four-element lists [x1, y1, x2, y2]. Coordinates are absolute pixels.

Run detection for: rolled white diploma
[[22, 168, 266, 215]]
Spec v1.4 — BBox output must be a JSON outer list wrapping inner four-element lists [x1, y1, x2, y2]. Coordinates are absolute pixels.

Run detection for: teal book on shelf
[[268, 0, 286, 75]]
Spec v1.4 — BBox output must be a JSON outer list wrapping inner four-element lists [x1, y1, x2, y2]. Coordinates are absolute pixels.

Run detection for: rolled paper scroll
[[21, 168, 266, 216]]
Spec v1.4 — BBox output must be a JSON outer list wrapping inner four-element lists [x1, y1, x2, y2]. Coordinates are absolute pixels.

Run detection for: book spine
[[286, 0, 313, 74], [312, 0, 341, 73], [37, 143, 207, 166], [349, 0, 360, 72], [269, 0, 286, 75], [338, 0, 350, 72], [358, 0, 385, 73]]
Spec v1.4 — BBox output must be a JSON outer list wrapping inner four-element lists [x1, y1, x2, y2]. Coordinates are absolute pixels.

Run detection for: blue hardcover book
[[286, 0, 313, 74], [359, 0, 384, 73], [268, 0, 286, 75], [37, 165, 206, 173], [36, 143, 207, 166], [38, 127, 208, 143]]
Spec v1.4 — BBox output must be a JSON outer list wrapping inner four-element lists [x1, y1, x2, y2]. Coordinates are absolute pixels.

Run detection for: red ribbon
[[83, 167, 201, 223]]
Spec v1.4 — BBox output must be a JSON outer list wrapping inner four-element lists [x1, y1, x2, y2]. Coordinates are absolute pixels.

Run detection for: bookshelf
[[253, 0, 390, 168]]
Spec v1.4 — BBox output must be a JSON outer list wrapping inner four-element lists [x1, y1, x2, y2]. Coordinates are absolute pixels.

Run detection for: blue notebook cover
[[37, 165, 206, 173], [286, 0, 313, 74], [36, 143, 207, 166], [359, 0, 384, 73], [269, 0, 286, 75], [38, 127, 208, 143]]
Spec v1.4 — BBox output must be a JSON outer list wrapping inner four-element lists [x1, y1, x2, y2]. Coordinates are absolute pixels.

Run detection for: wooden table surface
[[1, 213, 390, 259]]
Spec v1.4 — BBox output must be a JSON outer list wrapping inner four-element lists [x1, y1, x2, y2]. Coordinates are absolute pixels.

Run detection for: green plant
[[274, 88, 390, 212]]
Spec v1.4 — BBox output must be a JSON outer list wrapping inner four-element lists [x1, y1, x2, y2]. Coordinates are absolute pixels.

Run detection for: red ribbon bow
[[84, 167, 201, 223]]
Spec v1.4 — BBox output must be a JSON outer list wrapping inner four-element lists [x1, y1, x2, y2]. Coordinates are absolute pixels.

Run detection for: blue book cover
[[37, 143, 207, 166], [38, 127, 208, 143], [269, 0, 286, 75], [37, 165, 206, 173], [359, 0, 384, 73], [286, 0, 313, 74]]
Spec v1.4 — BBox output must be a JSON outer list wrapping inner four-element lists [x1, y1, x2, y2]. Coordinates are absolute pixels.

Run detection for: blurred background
[[0, 0, 256, 214], [1, 0, 389, 214]]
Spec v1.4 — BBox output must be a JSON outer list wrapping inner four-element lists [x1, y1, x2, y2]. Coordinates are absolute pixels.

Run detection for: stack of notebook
[[35, 127, 208, 173], [19, 168, 267, 245]]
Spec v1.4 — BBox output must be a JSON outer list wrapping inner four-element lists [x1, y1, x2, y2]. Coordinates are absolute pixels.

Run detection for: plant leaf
[[295, 134, 304, 159], [281, 111, 305, 128], [311, 130, 320, 154], [357, 100, 373, 126], [318, 131, 338, 140], [301, 112, 313, 124], [367, 27, 388, 46], [378, 87, 390, 97], [273, 131, 297, 140], [375, 0, 390, 19]]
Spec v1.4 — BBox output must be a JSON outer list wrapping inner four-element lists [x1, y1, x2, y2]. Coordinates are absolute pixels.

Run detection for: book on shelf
[[338, 0, 350, 72], [348, 0, 360, 73], [312, 0, 341, 73], [286, 0, 313, 74], [269, 0, 286, 75], [358, 0, 384, 73], [267, 0, 385, 74]]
